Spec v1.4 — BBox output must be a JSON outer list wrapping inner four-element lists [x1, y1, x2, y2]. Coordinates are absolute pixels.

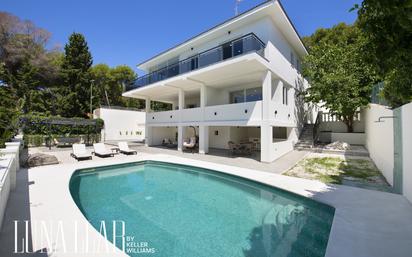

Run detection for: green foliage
[[0, 84, 19, 146], [90, 64, 143, 109], [356, 0, 412, 107], [60, 32, 93, 117], [302, 23, 379, 132]]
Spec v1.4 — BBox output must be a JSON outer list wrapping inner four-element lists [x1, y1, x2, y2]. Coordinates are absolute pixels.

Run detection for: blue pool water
[[69, 161, 334, 257]]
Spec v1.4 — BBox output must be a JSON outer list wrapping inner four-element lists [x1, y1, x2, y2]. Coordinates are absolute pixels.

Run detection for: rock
[[325, 141, 351, 150], [27, 153, 59, 167]]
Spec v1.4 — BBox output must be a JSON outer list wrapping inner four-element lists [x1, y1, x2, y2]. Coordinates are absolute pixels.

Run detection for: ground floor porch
[[146, 124, 300, 163]]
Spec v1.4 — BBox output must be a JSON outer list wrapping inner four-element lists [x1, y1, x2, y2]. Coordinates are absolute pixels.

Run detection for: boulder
[[325, 141, 351, 150], [27, 153, 59, 167]]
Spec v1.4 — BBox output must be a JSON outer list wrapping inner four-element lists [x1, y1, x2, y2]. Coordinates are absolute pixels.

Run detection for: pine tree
[[60, 32, 93, 117]]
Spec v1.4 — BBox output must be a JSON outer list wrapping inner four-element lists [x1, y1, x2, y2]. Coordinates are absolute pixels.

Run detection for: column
[[145, 97, 151, 112], [178, 88, 185, 110], [261, 70, 273, 163], [177, 126, 184, 152], [199, 126, 209, 154], [145, 126, 152, 147], [145, 97, 152, 146], [200, 84, 208, 108]]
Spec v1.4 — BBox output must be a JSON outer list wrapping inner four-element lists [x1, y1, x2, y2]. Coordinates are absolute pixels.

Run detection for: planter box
[[319, 132, 365, 145]]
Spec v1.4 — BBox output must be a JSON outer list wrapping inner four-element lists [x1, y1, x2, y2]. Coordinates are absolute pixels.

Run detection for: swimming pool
[[69, 161, 335, 257]]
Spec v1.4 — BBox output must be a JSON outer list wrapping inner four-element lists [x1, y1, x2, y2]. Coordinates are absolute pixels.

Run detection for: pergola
[[23, 117, 100, 149]]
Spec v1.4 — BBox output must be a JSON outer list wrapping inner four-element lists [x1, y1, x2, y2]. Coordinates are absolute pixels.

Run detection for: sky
[[0, 0, 360, 75]]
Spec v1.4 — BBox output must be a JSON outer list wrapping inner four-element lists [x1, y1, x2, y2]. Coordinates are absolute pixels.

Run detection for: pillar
[[145, 97, 152, 146], [178, 89, 185, 110], [145, 97, 151, 112], [199, 126, 209, 154], [261, 70, 273, 163], [177, 126, 184, 152], [200, 84, 207, 108]]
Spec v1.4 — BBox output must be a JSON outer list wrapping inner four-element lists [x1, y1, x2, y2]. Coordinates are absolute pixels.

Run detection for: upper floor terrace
[[126, 33, 265, 91]]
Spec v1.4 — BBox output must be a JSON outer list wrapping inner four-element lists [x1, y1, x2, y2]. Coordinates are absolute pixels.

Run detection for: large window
[[230, 87, 262, 103], [230, 90, 245, 103], [290, 51, 295, 67], [246, 87, 262, 102], [283, 86, 288, 105]]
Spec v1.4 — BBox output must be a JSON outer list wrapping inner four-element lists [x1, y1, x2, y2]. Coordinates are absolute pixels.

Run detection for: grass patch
[[284, 157, 382, 185]]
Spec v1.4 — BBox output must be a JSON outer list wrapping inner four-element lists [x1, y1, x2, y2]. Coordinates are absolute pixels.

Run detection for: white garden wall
[[94, 108, 146, 142], [364, 104, 394, 185], [401, 103, 412, 203], [0, 137, 22, 231]]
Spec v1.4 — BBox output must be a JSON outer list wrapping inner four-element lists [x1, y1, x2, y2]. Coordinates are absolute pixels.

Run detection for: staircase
[[295, 124, 315, 150]]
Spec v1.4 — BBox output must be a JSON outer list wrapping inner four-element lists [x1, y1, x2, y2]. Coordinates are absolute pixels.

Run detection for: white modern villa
[[123, 0, 314, 163]]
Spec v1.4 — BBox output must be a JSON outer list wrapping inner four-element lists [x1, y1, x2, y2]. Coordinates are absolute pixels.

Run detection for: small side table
[[110, 147, 120, 154]]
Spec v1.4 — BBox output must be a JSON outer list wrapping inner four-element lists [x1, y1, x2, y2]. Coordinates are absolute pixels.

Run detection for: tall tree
[[90, 64, 143, 109], [0, 12, 59, 114], [60, 32, 93, 117], [356, 0, 412, 107], [302, 23, 379, 132]]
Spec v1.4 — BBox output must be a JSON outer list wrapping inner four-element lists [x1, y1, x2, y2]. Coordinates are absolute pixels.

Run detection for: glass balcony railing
[[126, 33, 265, 91]]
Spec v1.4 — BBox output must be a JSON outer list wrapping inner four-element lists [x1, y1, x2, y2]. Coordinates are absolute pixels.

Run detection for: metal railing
[[126, 33, 265, 91]]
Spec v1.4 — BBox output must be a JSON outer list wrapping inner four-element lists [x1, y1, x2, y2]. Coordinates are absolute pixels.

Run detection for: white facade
[[93, 108, 146, 142], [123, 0, 313, 162]]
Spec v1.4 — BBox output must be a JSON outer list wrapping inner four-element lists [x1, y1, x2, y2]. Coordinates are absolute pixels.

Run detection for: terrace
[[125, 33, 265, 91], [0, 142, 411, 256]]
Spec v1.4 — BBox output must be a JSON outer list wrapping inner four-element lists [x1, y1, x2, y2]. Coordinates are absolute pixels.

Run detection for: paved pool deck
[[0, 152, 412, 257]]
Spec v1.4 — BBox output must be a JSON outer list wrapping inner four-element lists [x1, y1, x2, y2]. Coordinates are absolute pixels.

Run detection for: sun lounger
[[93, 143, 114, 158], [70, 144, 92, 161], [118, 142, 137, 155]]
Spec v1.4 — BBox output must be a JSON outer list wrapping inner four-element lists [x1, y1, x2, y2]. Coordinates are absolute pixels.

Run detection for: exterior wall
[[209, 126, 230, 149], [319, 112, 365, 133], [401, 103, 412, 203], [364, 104, 394, 185], [148, 101, 266, 126], [137, 9, 310, 162], [94, 108, 146, 142], [151, 127, 177, 146], [261, 127, 298, 163], [319, 132, 365, 145], [146, 16, 302, 79]]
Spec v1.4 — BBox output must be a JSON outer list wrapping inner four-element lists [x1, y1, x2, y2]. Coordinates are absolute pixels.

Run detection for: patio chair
[[93, 143, 114, 158], [228, 141, 242, 155], [118, 142, 137, 155], [70, 144, 92, 161], [183, 137, 197, 152]]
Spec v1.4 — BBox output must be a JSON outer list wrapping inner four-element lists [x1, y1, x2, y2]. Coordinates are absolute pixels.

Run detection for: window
[[283, 86, 288, 105], [230, 87, 263, 103], [230, 90, 245, 103], [290, 52, 295, 67], [296, 58, 301, 73], [245, 87, 262, 102], [233, 39, 244, 56]]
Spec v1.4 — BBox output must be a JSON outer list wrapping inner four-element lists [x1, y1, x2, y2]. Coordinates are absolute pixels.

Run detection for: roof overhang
[[137, 0, 307, 71]]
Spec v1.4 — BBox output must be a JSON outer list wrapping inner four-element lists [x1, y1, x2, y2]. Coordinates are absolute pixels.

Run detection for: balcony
[[147, 101, 263, 126], [126, 33, 265, 91]]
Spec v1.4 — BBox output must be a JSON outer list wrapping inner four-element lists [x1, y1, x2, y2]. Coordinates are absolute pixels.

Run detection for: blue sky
[[1, 0, 360, 74]]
